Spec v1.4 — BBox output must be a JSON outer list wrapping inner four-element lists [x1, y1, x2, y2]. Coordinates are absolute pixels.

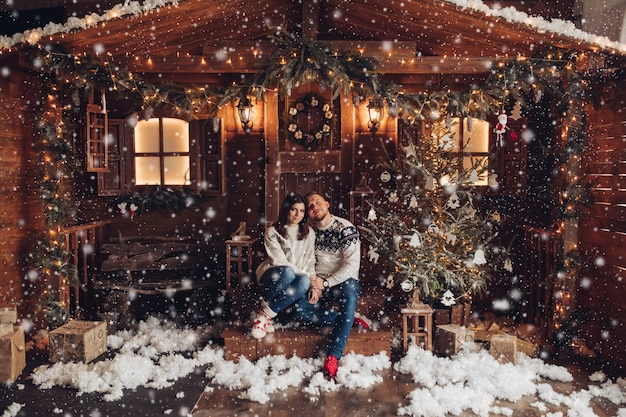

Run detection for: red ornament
[[510, 131, 518, 141]]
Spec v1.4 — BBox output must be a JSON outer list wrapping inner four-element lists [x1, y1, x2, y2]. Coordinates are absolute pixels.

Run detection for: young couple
[[251, 191, 369, 378]]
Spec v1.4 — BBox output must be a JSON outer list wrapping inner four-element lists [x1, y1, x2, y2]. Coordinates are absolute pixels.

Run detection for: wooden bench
[[221, 327, 392, 361], [96, 235, 215, 295]]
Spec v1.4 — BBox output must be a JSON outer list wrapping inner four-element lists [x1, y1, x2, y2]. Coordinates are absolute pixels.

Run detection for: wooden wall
[[0, 68, 46, 321], [578, 88, 626, 371]]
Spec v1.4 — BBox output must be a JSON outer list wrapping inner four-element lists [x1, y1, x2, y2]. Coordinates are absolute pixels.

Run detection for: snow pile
[[447, 0, 626, 51], [394, 344, 626, 417], [31, 317, 222, 401], [206, 350, 391, 403], [0, 0, 179, 49], [25, 319, 626, 416]]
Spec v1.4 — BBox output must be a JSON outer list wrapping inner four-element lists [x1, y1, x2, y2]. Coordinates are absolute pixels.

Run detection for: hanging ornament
[[143, 106, 154, 120], [409, 195, 418, 209], [117, 202, 127, 214], [446, 193, 460, 209], [71, 89, 81, 106], [425, 176, 435, 190], [367, 207, 377, 221], [126, 112, 139, 128], [409, 232, 422, 248], [469, 169, 479, 183], [492, 211, 501, 222], [473, 249, 487, 265], [427, 223, 440, 235], [400, 279, 414, 292], [388, 191, 399, 203], [509, 130, 519, 141], [488, 173, 499, 189], [493, 111, 509, 147], [388, 101, 399, 118], [440, 290, 456, 306], [510, 100, 522, 121], [386, 275, 395, 289], [439, 133, 454, 151], [130, 203, 138, 221], [403, 143, 418, 160], [462, 202, 476, 219], [367, 246, 380, 264], [445, 231, 457, 245], [504, 258, 513, 272], [212, 118, 221, 133], [534, 88, 543, 103]]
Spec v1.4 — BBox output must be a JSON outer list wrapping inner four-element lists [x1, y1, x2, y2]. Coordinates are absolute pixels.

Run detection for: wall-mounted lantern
[[367, 96, 384, 133], [237, 96, 254, 133]]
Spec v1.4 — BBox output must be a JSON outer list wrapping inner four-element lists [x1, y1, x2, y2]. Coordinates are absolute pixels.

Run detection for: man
[[296, 191, 368, 378]]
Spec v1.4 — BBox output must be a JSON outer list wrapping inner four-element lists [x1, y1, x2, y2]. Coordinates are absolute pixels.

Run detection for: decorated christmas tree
[[360, 117, 510, 307]]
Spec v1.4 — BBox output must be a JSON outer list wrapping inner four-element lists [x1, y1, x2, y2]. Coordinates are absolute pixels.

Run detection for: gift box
[[435, 324, 475, 356], [0, 306, 17, 324], [0, 326, 26, 384], [489, 333, 518, 364], [49, 320, 107, 363], [0, 323, 14, 338]]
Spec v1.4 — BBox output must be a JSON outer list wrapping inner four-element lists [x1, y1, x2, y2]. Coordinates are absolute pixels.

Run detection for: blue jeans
[[258, 266, 311, 315], [294, 278, 361, 359]]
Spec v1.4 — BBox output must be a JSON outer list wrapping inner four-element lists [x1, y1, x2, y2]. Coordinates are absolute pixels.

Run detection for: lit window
[[461, 118, 490, 186], [134, 118, 190, 186], [434, 117, 489, 186]]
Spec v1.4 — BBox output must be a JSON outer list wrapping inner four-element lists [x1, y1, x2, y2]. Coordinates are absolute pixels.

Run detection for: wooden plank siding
[[0, 69, 46, 319], [578, 89, 626, 370]]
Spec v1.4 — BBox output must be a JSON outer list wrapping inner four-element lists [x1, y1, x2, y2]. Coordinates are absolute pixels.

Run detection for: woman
[[251, 193, 316, 339]]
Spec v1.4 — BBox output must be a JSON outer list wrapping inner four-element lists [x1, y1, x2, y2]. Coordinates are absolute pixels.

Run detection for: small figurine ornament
[[130, 203, 138, 221], [440, 290, 456, 306], [493, 111, 509, 147]]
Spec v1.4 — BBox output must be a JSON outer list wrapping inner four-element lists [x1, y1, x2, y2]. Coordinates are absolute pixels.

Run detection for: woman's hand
[[307, 286, 323, 304]]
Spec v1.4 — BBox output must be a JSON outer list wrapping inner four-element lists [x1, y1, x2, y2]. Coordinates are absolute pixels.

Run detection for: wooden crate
[[49, 320, 107, 363], [222, 327, 391, 361], [489, 333, 518, 364], [0, 323, 14, 338], [435, 324, 475, 356], [0, 326, 26, 384], [473, 329, 537, 358], [0, 306, 17, 324]]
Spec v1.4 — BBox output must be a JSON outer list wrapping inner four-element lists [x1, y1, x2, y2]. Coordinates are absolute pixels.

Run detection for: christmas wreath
[[286, 93, 334, 146]]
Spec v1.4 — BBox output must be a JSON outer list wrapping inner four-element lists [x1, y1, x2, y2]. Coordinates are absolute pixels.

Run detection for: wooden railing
[[520, 225, 557, 340], [62, 221, 110, 319]]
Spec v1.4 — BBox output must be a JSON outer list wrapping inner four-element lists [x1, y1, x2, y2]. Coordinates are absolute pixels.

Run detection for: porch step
[[221, 327, 392, 361]]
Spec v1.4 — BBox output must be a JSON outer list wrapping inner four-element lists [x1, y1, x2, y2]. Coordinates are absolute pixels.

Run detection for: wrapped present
[[0, 326, 26, 384], [49, 320, 107, 363], [489, 333, 517, 364], [435, 324, 475, 356], [0, 323, 15, 338], [0, 306, 17, 324]]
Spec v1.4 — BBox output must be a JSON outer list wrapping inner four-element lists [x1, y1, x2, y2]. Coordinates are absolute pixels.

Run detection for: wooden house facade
[[0, 0, 624, 371]]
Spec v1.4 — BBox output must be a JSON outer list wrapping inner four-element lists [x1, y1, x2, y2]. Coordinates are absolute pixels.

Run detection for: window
[[97, 117, 225, 197], [435, 117, 490, 186], [134, 118, 190, 186]]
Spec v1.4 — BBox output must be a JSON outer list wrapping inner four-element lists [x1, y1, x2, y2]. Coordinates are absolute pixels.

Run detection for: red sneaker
[[323, 355, 338, 378]]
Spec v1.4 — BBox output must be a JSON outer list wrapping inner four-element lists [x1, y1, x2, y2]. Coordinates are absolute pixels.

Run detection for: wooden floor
[[190, 364, 620, 417]]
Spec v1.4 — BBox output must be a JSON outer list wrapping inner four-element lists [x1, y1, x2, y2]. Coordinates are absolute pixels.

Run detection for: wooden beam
[[114, 40, 499, 75], [122, 55, 498, 75], [302, 0, 319, 39]]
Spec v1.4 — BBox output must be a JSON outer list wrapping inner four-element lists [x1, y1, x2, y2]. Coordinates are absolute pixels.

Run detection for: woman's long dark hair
[[274, 193, 310, 240]]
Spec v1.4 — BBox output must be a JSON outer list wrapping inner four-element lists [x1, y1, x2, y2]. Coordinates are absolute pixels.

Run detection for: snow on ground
[[5, 318, 621, 417]]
